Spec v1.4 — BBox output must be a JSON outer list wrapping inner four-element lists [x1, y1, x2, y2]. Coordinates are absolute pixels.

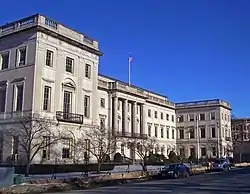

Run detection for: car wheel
[[173, 173, 178, 179]]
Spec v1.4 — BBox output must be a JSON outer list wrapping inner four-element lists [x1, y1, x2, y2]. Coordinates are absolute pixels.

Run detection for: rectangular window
[[11, 136, 19, 155], [200, 128, 206, 138], [16, 84, 24, 111], [65, 57, 74, 73], [172, 129, 175, 139], [161, 127, 164, 138], [148, 109, 151, 117], [199, 113, 205, 121], [178, 115, 184, 122], [154, 111, 157, 118], [62, 138, 73, 159], [0, 52, 9, 70], [0, 87, 6, 113], [190, 129, 195, 139], [211, 127, 216, 138], [85, 64, 91, 78], [46, 50, 53, 67], [172, 115, 174, 122], [161, 112, 163, 119], [179, 148, 185, 156], [189, 114, 194, 121], [63, 91, 72, 113], [166, 129, 169, 138], [84, 95, 90, 118], [210, 112, 215, 120], [179, 129, 184, 139], [43, 86, 51, 111], [201, 148, 206, 157], [190, 148, 195, 158], [212, 147, 217, 156], [148, 125, 151, 137], [100, 98, 105, 108], [155, 126, 158, 137], [42, 136, 50, 160], [18, 47, 26, 66], [100, 118, 105, 129], [166, 114, 169, 121]]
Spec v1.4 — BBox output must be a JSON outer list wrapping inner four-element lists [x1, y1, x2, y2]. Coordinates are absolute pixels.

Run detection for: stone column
[[122, 99, 128, 133], [140, 104, 145, 135], [132, 102, 137, 135], [112, 96, 118, 135]]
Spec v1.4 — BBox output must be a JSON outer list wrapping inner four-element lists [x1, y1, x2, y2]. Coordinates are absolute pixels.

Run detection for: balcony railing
[[114, 131, 147, 139], [56, 111, 83, 124]]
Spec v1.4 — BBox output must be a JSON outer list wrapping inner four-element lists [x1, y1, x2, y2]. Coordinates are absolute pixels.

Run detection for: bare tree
[[75, 126, 121, 173], [232, 126, 248, 163], [1, 113, 62, 176], [132, 137, 157, 172]]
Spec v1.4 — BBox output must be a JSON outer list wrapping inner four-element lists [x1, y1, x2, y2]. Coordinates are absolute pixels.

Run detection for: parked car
[[156, 163, 190, 179], [210, 158, 231, 172]]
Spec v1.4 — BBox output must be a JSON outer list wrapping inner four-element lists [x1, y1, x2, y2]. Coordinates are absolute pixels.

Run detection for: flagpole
[[128, 54, 131, 85]]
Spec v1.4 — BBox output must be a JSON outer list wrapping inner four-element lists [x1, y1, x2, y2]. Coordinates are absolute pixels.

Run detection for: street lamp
[[196, 114, 200, 164], [217, 121, 220, 158]]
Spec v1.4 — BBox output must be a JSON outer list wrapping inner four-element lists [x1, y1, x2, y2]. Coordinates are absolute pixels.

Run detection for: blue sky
[[0, 0, 249, 117]]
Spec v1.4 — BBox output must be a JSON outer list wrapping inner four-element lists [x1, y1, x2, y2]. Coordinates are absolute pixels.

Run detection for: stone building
[[0, 14, 232, 164]]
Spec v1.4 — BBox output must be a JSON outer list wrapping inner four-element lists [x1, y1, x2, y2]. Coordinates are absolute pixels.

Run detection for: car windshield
[[164, 164, 178, 169], [214, 160, 223, 164]]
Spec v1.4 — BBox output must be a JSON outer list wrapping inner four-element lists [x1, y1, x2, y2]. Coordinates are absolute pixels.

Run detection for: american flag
[[129, 54, 132, 63]]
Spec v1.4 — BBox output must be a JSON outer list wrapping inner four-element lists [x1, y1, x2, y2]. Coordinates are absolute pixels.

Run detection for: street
[[50, 167, 250, 194]]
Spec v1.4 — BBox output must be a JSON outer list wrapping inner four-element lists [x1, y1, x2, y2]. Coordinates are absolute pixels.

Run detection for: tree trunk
[[97, 162, 102, 173], [25, 163, 31, 177]]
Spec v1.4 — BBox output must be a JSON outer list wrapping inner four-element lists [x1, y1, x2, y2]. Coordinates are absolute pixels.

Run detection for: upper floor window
[[179, 129, 184, 139], [221, 113, 224, 120], [100, 98, 105, 108], [166, 114, 169, 121], [84, 95, 90, 118], [160, 112, 163, 119], [0, 86, 6, 113], [210, 112, 215, 120], [178, 115, 184, 122], [172, 129, 175, 139], [199, 113, 205, 121], [15, 84, 24, 111], [43, 86, 51, 111], [189, 114, 194, 121], [148, 109, 151, 117], [17, 47, 26, 66], [161, 127, 164, 138], [166, 129, 169, 138], [63, 91, 72, 113], [46, 50, 53, 67], [0, 52, 9, 70], [211, 127, 216, 138], [190, 129, 195, 139], [148, 125, 151, 137], [154, 126, 158, 137], [65, 57, 74, 73], [85, 64, 91, 78], [154, 111, 158, 118], [200, 128, 206, 138], [172, 115, 174, 122]]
